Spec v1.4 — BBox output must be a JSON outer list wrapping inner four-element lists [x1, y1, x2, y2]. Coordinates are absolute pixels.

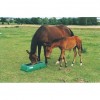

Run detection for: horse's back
[[34, 25, 74, 43], [68, 36, 81, 42]]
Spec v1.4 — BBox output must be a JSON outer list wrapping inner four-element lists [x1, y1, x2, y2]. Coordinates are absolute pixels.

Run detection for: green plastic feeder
[[20, 62, 47, 72]]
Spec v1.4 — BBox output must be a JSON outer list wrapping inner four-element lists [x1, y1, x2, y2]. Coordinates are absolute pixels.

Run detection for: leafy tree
[[42, 17, 49, 25], [49, 17, 57, 25], [78, 17, 97, 25], [37, 17, 43, 24], [13, 17, 97, 25], [58, 17, 68, 25], [0, 17, 6, 24], [72, 18, 79, 25], [31, 17, 38, 24], [9, 18, 14, 24], [78, 17, 87, 25], [23, 18, 31, 24], [15, 18, 22, 24], [30, 17, 43, 24], [67, 18, 73, 25], [90, 17, 97, 25]]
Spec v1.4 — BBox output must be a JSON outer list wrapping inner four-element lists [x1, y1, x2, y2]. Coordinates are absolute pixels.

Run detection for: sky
[[0, 0, 100, 18]]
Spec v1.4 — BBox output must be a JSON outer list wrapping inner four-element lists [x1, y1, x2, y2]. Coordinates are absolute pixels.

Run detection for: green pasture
[[0, 25, 100, 82]]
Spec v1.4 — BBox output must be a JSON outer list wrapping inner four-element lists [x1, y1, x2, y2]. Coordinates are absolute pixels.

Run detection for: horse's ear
[[26, 50, 30, 54]]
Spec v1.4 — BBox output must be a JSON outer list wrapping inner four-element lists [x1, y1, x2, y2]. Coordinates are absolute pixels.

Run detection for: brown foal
[[45, 36, 83, 67]]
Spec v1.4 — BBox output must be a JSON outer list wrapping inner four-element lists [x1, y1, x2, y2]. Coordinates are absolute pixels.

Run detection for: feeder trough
[[20, 62, 47, 72]]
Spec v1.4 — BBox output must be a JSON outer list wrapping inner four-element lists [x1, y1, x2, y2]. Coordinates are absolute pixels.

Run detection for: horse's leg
[[61, 51, 67, 67], [59, 49, 65, 69], [71, 47, 77, 66], [43, 46, 48, 64], [56, 50, 65, 65], [55, 57, 60, 65], [56, 57, 64, 65], [78, 48, 82, 66], [63, 54, 67, 67], [38, 45, 41, 61]]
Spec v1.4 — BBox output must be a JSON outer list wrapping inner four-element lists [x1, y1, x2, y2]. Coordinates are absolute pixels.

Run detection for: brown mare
[[26, 25, 74, 64], [45, 36, 83, 67]]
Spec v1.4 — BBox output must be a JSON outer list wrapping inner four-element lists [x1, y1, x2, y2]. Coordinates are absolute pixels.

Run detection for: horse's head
[[26, 50, 38, 64], [44, 43, 52, 59]]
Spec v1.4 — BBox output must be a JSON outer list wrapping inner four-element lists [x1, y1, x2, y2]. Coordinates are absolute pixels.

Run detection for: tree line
[[0, 17, 98, 25]]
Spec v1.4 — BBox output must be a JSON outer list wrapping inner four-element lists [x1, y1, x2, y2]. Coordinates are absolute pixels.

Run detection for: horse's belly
[[66, 44, 76, 50]]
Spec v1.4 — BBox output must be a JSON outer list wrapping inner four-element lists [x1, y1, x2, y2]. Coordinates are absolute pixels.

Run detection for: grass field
[[0, 25, 100, 82]]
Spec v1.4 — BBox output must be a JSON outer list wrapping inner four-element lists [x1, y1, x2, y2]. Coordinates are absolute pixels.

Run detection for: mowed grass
[[0, 26, 100, 82]]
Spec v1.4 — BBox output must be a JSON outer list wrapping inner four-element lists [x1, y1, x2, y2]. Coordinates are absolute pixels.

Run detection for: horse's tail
[[68, 28, 74, 36], [81, 44, 83, 52], [81, 41, 84, 53]]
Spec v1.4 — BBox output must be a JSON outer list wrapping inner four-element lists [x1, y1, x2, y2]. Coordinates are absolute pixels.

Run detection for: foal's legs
[[59, 49, 65, 68], [56, 56, 64, 65], [71, 47, 77, 66], [59, 51, 67, 67], [56, 57, 61, 65], [78, 49, 82, 66], [63, 54, 67, 67]]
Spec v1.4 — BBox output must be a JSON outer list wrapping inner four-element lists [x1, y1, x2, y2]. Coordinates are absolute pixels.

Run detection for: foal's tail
[[81, 44, 83, 52], [81, 42, 84, 53]]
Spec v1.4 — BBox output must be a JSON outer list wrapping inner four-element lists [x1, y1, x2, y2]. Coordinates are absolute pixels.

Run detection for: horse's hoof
[[55, 61, 60, 65], [80, 63, 82, 66], [71, 64, 74, 67]]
